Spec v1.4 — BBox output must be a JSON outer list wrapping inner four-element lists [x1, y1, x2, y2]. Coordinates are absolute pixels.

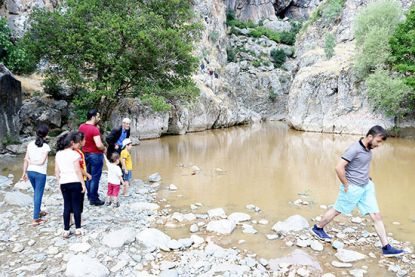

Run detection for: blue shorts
[[123, 170, 132, 182], [334, 180, 379, 216]]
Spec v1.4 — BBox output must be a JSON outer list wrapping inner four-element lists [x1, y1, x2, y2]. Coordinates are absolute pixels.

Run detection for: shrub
[[42, 76, 63, 99], [366, 70, 414, 117], [389, 5, 415, 90], [252, 60, 261, 67], [324, 33, 336, 59], [226, 9, 236, 22], [270, 49, 286, 68], [280, 31, 296, 45], [353, 0, 402, 77], [209, 31, 220, 43], [0, 18, 35, 74], [250, 26, 281, 42], [321, 0, 346, 22], [226, 47, 236, 62]]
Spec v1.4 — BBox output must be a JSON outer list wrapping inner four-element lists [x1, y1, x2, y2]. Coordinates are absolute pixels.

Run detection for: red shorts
[[107, 183, 120, 197]]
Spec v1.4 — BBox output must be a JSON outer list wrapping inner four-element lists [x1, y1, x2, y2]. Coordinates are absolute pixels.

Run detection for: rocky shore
[[0, 173, 414, 276]]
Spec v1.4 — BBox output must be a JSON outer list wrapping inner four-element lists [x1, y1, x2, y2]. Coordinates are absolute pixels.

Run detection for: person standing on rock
[[311, 125, 404, 257], [21, 124, 51, 226], [55, 132, 86, 238], [78, 109, 106, 206], [105, 117, 131, 159]]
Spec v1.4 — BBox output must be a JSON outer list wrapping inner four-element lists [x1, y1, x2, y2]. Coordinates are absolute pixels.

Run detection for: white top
[[27, 141, 51, 175], [106, 160, 122, 185], [55, 149, 81, 184]]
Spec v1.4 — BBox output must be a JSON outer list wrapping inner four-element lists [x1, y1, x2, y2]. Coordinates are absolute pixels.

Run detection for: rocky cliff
[[1, 0, 415, 147]]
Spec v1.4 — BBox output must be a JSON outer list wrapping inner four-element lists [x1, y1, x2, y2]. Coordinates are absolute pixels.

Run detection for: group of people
[[21, 118, 405, 257], [21, 109, 134, 237]]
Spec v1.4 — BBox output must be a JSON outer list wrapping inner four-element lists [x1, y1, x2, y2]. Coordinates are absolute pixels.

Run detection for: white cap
[[122, 118, 131, 124], [122, 138, 132, 148]]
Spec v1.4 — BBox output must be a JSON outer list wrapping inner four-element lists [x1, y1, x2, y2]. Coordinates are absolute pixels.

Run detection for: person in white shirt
[[55, 132, 86, 238], [104, 152, 125, 207], [21, 125, 51, 226]]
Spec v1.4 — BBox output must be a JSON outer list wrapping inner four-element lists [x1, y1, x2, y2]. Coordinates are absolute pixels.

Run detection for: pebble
[[351, 217, 362, 224], [168, 184, 178, 191], [258, 219, 268, 225], [332, 240, 344, 250], [320, 205, 327, 210], [266, 234, 278, 240], [12, 243, 24, 253], [27, 240, 36, 246], [331, 260, 352, 268], [296, 268, 310, 277], [310, 240, 323, 251], [349, 269, 367, 277], [190, 224, 199, 233]]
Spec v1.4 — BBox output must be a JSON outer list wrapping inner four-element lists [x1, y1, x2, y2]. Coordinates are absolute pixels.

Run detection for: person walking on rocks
[[105, 118, 131, 159], [21, 124, 51, 226], [78, 109, 106, 206], [55, 132, 86, 238], [311, 125, 404, 257]]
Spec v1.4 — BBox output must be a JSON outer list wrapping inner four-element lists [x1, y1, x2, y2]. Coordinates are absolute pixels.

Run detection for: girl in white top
[[104, 152, 124, 207], [55, 132, 86, 238], [22, 124, 50, 226]]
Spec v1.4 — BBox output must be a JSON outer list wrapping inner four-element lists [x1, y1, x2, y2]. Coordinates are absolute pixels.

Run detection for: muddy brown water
[[1, 122, 414, 275]]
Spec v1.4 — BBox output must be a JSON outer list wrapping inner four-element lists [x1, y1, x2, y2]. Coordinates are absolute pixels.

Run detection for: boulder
[[4, 191, 32, 207], [0, 175, 13, 188], [335, 249, 367, 263], [207, 208, 226, 218], [206, 219, 236, 234], [65, 254, 109, 277], [148, 173, 161, 182], [102, 228, 136, 248], [136, 228, 171, 249], [228, 212, 251, 223], [272, 215, 309, 233]]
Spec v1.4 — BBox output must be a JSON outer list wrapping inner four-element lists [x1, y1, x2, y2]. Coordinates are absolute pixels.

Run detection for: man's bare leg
[[316, 208, 341, 228], [369, 212, 388, 247]]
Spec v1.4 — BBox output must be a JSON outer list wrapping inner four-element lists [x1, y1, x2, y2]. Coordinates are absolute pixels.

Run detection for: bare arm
[[121, 158, 128, 174], [73, 160, 86, 193], [21, 151, 29, 181], [335, 158, 349, 192], [55, 161, 60, 183], [93, 135, 105, 151]]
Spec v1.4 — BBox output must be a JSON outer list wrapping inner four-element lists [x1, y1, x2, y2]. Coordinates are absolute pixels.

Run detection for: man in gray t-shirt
[[310, 126, 404, 257]]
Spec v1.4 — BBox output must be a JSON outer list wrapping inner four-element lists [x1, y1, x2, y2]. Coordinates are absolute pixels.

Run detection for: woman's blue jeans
[[27, 171, 47, 220]]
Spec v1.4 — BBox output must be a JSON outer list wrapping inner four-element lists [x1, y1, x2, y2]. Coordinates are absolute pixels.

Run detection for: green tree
[[22, 0, 202, 120], [366, 70, 414, 118], [0, 18, 35, 73], [353, 0, 402, 77], [389, 5, 415, 90]]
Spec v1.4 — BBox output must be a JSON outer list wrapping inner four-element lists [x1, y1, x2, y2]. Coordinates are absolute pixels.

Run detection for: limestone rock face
[[226, 0, 277, 23], [0, 65, 22, 148]]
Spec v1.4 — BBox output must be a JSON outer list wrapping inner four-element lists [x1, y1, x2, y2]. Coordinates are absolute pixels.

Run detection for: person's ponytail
[[35, 125, 49, 147], [56, 131, 77, 151]]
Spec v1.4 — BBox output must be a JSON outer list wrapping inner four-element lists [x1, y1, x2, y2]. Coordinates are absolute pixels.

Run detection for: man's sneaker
[[90, 199, 105, 206], [382, 244, 404, 257], [310, 224, 332, 241]]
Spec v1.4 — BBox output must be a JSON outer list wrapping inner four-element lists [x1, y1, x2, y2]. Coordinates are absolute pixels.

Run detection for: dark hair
[[366, 125, 388, 141], [56, 131, 77, 151], [73, 131, 85, 143], [110, 152, 120, 163], [86, 109, 99, 120], [35, 124, 49, 147]]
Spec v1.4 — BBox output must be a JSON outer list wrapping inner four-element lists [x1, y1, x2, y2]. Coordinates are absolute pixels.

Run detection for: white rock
[[191, 165, 200, 172], [368, 252, 376, 258], [178, 238, 193, 248], [110, 260, 128, 273], [69, 242, 91, 253], [167, 239, 181, 250], [47, 246, 59, 255], [207, 208, 226, 218], [65, 254, 109, 277], [320, 205, 328, 210], [228, 212, 251, 223], [266, 234, 278, 240], [242, 224, 257, 234], [136, 228, 171, 249], [5, 191, 32, 207], [349, 269, 367, 277], [148, 173, 161, 182], [28, 240, 36, 246], [392, 221, 401, 225], [322, 274, 336, 277], [297, 268, 310, 277], [331, 260, 352, 268], [168, 184, 177, 191], [102, 227, 136, 248], [182, 213, 196, 221], [16, 263, 43, 272], [190, 224, 199, 233], [206, 219, 236, 234], [12, 243, 24, 253], [0, 175, 12, 188], [332, 240, 344, 250], [351, 217, 362, 224], [310, 240, 323, 251], [190, 234, 204, 246], [129, 202, 159, 211], [296, 239, 308, 248], [190, 204, 198, 210], [335, 249, 366, 263], [272, 215, 310, 233], [160, 261, 176, 271], [171, 212, 184, 222], [259, 219, 269, 225], [14, 180, 32, 190], [246, 204, 256, 210]]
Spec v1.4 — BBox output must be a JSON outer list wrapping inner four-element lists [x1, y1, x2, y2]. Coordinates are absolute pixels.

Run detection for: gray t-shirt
[[341, 140, 372, 186]]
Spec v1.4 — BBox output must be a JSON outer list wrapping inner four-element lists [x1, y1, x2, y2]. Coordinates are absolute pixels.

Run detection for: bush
[[252, 60, 261, 67], [22, 0, 202, 119], [324, 33, 336, 59], [353, 0, 402, 77], [280, 31, 296, 45], [209, 31, 220, 43], [250, 26, 281, 42], [389, 5, 415, 90], [42, 76, 63, 99], [226, 9, 236, 22], [366, 70, 414, 117], [226, 47, 236, 62], [0, 18, 35, 74], [270, 49, 286, 68], [300, 0, 345, 34]]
